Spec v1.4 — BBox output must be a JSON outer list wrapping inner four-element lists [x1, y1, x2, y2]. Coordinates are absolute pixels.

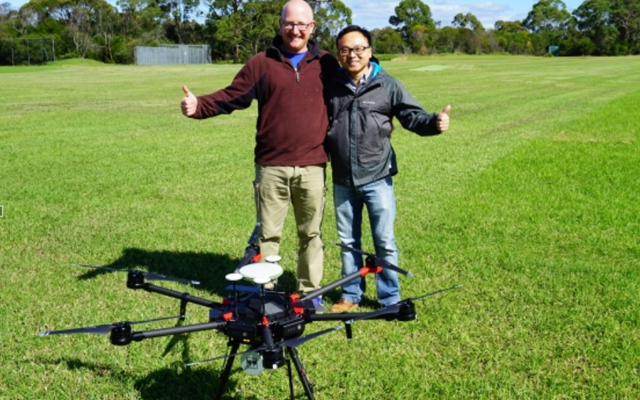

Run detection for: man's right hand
[[181, 85, 197, 117]]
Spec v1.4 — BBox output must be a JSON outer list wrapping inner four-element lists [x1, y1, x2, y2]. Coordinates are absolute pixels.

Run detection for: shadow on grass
[[74, 247, 299, 296], [64, 248, 360, 398], [71, 246, 381, 309], [40, 356, 253, 400], [135, 365, 255, 400]]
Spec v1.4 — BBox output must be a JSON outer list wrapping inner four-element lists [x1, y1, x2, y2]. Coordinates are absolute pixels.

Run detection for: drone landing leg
[[214, 342, 240, 400], [286, 357, 294, 400], [286, 346, 315, 400]]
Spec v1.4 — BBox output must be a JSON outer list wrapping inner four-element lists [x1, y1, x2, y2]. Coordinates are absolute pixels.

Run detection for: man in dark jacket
[[326, 25, 451, 312], [180, 0, 339, 300]]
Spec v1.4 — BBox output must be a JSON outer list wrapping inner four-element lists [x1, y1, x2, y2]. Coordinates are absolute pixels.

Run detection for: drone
[[40, 223, 461, 400]]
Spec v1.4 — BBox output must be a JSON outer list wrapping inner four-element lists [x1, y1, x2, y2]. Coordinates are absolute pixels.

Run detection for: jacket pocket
[[357, 112, 391, 164]]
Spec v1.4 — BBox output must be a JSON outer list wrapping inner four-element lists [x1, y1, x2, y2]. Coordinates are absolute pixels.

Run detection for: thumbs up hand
[[180, 85, 198, 117], [436, 105, 450, 132]]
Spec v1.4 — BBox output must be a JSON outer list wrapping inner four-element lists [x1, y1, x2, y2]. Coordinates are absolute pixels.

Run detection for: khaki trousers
[[254, 164, 326, 294]]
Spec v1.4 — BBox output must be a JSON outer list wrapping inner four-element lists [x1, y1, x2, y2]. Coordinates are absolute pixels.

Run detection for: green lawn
[[1, 55, 639, 399]]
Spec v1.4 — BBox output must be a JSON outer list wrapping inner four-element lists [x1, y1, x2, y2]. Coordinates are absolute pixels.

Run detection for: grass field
[[1, 54, 639, 399]]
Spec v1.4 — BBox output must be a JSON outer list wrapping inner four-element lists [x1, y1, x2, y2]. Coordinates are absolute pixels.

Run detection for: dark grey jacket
[[325, 62, 442, 187]]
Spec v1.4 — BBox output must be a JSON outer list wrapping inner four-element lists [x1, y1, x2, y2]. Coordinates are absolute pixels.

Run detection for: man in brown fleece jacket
[[180, 0, 339, 300]]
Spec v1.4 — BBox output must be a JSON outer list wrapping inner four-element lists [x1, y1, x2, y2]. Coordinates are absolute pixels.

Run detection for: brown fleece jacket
[[191, 36, 339, 166]]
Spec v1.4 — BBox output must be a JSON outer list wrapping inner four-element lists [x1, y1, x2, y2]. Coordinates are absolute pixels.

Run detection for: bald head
[[281, 0, 314, 21]]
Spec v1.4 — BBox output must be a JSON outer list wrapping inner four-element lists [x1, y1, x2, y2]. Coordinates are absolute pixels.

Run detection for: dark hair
[[336, 25, 372, 49]]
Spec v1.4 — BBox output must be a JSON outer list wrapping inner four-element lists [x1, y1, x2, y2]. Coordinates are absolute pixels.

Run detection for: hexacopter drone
[[40, 223, 460, 400]]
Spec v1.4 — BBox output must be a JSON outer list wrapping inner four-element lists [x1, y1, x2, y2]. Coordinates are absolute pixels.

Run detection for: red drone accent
[[288, 294, 305, 315], [360, 266, 383, 277]]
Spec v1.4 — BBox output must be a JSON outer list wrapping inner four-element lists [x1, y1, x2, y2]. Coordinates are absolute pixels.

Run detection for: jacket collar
[[268, 35, 323, 61]]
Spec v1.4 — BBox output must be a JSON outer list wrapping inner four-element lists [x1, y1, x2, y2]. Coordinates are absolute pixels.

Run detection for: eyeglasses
[[338, 46, 371, 56], [282, 22, 313, 32]]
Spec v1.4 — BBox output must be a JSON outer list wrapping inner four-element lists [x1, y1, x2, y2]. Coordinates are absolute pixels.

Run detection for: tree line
[[1, 0, 638, 65]]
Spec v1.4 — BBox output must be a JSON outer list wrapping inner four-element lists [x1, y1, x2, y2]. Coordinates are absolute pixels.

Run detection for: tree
[[205, 0, 243, 18], [206, 0, 351, 62], [408, 23, 432, 53], [609, 0, 640, 54], [309, 0, 351, 53], [371, 26, 404, 54], [92, 0, 121, 61], [21, 0, 117, 58], [573, 0, 618, 55], [494, 20, 526, 33], [494, 20, 533, 54], [450, 12, 485, 54], [116, 0, 166, 43], [434, 26, 456, 53], [451, 12, 484, 32], [1, 2, 11, 18], [0, 2, 25, 37], [389, 0, 435, 43], [523, 0, 572, 33], [207, 0, 285, 62], [523, 0, 572, 53], [157, 0, 201, 44]]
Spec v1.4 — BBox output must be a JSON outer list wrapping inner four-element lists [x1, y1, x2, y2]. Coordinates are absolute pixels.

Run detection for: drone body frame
[[40, 225, 460, 400]]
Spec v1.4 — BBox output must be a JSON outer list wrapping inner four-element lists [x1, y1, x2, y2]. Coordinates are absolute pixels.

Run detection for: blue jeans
[[333, 177, 400, 306]]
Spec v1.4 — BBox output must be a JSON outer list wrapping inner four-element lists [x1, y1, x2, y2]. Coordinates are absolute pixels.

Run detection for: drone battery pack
[[227, 319, 258, 342], [277, 315, 306, 339]]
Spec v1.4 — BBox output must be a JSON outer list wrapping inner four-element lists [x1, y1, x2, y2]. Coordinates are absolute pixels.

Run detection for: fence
[[0, 38, 55, 66], [134, 45, 211, 65]]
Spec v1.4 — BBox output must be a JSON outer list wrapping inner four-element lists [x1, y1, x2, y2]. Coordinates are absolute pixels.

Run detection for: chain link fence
[[134, 45, 211, 65], [0, 38, 55, 66]]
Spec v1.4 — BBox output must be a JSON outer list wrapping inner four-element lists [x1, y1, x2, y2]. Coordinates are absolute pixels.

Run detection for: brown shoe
[[330, 298, 359, 313]]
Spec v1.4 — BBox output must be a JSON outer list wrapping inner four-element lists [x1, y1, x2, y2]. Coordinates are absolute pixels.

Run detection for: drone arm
[[332, 242, 414, 277], [298, 267, 382, 303], [308, 299, 417, 324], [234, 223, 262, 271], [307, 309, 401, 322], [248, 222, 261, 245], [235, 245, 260, 272], [131, 281, 222, 309], [310, 285, 461, 324], [261, 317, 275, 347], [117, 321, 229, 345]]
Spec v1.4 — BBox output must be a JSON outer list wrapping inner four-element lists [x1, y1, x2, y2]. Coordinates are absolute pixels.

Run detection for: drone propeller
[[280, 324, 343, 348], [411, 284, 463, 301], [346, 284, 463, 326], [38, 315, 188, 336], [331, 242, 414, 277], [71, 263, 200, 285]]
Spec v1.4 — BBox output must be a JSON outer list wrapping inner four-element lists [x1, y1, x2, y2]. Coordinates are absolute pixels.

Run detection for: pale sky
[[341, 0, 584, 30], [6, 0, 584, 30]]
